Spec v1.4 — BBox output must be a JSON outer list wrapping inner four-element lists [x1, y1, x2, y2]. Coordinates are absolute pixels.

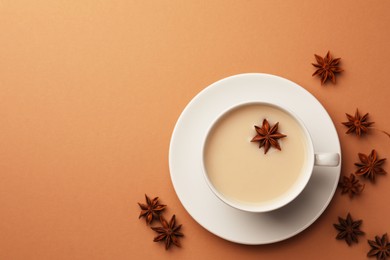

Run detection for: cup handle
[[314, 153, 340, 167]]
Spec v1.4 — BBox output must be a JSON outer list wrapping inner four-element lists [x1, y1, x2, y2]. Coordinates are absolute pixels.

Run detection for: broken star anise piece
[[367, 233, 390, 260], [251, 119, 287, 154], [312, 51, 343, 85], [342, 109, 374, 137], [138, 194, 166, 225], [355, 149, 387, 182], [151, 214, 184, 250], [333, 213, 364, 246], [338, 173, 365, 198]]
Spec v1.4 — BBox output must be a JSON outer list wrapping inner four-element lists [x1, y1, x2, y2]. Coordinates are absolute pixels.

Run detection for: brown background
[[1, 1, 389, 259]]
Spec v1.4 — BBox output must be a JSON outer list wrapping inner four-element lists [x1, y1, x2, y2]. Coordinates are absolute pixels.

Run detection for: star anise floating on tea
[[334, 213, 365, 246], [151, 215, 184, 250], [339, 173, 365, 198], [355, 149, 387, 182], [312, 51, 343, 85], [138, 194, 166, 225], [251, 119, 287, 154], [367, 233, 390, 259], [342, 109, 374, 137]]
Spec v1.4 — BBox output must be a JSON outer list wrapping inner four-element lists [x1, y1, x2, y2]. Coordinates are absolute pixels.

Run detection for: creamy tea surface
[[204, 103, 309, 205]]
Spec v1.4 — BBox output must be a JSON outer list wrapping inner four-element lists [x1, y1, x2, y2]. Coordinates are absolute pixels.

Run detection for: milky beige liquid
[[204, 104, 308, 205]]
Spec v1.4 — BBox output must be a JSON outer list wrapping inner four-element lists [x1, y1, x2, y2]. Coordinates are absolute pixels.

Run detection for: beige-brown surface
[[1, 1, 389, 259]]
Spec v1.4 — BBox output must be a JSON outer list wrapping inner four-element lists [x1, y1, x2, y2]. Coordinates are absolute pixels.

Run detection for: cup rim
[[201, 101, 315, 213]]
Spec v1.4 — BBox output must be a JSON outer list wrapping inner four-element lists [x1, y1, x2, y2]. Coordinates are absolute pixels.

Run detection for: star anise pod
[[367, 233, 390, 259], [338, 173, 365, 198], [251, 119, 287, 154], [342, 109, 374, 136], [151, 214, 184, 250], [138, 194, 166, 225], [333, 213, 364, 246], [312, 51, 343, 84], [355, 149, 387, 182]]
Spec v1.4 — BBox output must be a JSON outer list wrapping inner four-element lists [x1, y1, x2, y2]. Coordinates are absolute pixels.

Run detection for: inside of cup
[[202, 102, 314, 212]]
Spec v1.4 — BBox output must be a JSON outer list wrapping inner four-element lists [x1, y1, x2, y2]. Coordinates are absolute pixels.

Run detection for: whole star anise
[[333, 213, 364, 246], [151, 214, 184, 250], [342, 109, 374, 137], [338, 173, 365, 198], [312, 51, 343, 84], [367, 233, 390, 259], [138, 194, 166, 225], [355, 149, 387, 182], [251, 119, 287, 154]]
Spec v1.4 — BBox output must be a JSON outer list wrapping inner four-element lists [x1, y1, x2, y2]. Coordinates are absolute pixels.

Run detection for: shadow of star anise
[[333, 213, 364, 246], [312, 51, 343, 84], [355, 149, 387, 182], [151, 214, 184, 250], [251, 119, 287, 154], [367, 233, 390, 259], [338, 173, 365, 198], [138, 194, 166, 225], [342, 109, 374, 137]]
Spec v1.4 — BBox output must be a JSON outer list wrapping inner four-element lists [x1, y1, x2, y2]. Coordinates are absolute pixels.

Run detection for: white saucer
[[169, 73, 341, 244]]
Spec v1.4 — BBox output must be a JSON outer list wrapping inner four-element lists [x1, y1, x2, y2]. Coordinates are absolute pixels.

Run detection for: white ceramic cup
[[201, 102, 340, 213]]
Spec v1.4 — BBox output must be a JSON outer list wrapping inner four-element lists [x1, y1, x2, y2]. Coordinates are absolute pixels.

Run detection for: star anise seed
[[138, 194, 166, 225], [251, 119, 287, 154], [367, 233, 390, 259], [151, 214, 184, 250], [312, 51, 343, 85], [333, 213, 364, 246], [355, 149, 387, 182], [342, 109, 374, 137], [338, 173, 365, 198]]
